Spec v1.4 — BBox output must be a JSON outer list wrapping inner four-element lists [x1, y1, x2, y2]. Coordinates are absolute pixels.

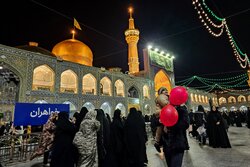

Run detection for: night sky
[[1, 0, 250, 82]]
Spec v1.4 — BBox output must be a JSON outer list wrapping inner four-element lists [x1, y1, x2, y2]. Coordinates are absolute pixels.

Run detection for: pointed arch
[[228, 96, 236, 103], [63, 101, 77, 118], [198, 95, 201, 102], [194, 94, 198, 102], [202, 95, 205, 103], [60, 70, 78, 93], [219, 97, 226, 105], [100, 102, 112, 117], [100, 77, 112, 96], [82, 102, 95, 111], [239, 105, 247, 111], [237, 95, 246, 102], [143, 85, 150, 99], [115, 103, 126, 116], [154, 70, 172, 96], [128, 86, 139, 98], [32, 65, 55, 91], [190, 93, 194, 102], [82, 73, 96, 95], [115, 79, 125, 97]]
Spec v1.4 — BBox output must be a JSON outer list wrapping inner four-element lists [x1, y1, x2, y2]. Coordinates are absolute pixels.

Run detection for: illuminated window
[[100, 77, 112, 96], [198, 95, 201, 102], [205, 96, 208, 103], [219, 97, 226, 105], [82, 73, 96, 95], [237, 95, 246, 102], [191, 93, 194, 102], [143, 85, 150, 99], [32, 65, 55, 91], [195, 94, 198, 102], [115, 80, 125, 97], [60, 70, 78, 93], [228, 96, 236, 103], [202, 95, 205, 103]]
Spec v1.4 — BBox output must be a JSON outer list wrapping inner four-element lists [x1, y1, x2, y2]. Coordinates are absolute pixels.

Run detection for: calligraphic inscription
[[14, 103, 69, 126], [149, 50, 173, 72]]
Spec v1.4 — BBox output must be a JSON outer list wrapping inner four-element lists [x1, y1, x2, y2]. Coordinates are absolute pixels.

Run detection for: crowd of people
[[26, 107, 148, 167], [1, 89, 250, 167], [188, 105, 250, 149]]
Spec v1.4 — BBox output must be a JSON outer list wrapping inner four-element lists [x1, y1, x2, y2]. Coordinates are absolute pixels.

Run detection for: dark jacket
[[162, 105, 190, 153]]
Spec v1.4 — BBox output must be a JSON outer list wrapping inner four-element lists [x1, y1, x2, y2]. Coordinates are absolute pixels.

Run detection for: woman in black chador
[[207, 106, 231, 148], [50, 112, 77, 167], [110, 109, 126, 167], [124, 107, 147, 167]]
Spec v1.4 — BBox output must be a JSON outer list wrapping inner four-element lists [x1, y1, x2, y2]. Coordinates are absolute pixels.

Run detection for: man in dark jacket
[[162, 105, 190, 167]]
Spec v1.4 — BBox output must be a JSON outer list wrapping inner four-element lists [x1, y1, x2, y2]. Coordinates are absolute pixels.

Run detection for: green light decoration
[[192, 0, 250, 69], [176, 72, 249, 92]]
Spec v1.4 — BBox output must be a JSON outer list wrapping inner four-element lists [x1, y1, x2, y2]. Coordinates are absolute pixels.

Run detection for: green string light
[[202, 0, 224, 21]]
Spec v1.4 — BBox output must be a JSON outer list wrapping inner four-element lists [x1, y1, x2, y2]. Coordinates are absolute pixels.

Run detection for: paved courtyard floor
[[3, 125, 250, 167]]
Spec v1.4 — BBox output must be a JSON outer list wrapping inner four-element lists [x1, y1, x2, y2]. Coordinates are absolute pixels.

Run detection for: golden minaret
[[125, 7, 140, 74]]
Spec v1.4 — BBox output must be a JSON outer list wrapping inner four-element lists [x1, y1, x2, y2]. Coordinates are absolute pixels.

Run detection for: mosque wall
[[0, 44, 155, 119]]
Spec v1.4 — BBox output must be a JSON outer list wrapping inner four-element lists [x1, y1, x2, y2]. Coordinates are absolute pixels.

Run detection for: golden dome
[[52, 39, 93, 66]]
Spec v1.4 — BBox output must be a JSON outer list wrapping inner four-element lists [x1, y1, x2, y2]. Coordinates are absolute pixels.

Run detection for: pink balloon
[[160, 104, 179, 127], [169, 86, 188, 106]]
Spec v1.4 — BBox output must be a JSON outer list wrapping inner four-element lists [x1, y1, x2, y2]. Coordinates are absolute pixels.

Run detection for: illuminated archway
[[239, 105, 247, 111], [190, 93, 194, 102], [198, 95, 201, 102], [82, 73, 96, 95], [202, 95, 205, 103], [115, 80, 125, 97], [100, 102, 112, 116], [154, 70, 172, 96], [32, 65, 55, 91], [34, 100, 48, 103], [228, 96, 236, 103], [248, 95, 250, 102], [219, 97, 226, 105], [115, 103, 126, 116], [60, 70, 78, 93], [195, 94, 198, 102], [205, 96, 208, 103], [100, 77, 112, 96], [143, 85, 150, 99], [82, 102, 95, 111], [237, 95, 246, 102], [63, 101, 77, 117]]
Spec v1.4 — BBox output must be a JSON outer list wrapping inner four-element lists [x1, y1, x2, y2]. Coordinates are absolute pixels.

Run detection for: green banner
[[149, 50, 173, 72]]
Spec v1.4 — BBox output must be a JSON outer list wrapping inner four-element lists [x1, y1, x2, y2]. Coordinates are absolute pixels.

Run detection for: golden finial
[[71, 29, 76, 39], [129, 7, 133, 18]]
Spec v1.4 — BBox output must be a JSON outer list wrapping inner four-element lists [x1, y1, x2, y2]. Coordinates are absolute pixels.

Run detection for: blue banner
[[14, 103, 69, 126]]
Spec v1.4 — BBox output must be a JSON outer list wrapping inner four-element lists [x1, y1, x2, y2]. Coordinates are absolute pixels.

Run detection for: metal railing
[[0, 133, 41, 166]]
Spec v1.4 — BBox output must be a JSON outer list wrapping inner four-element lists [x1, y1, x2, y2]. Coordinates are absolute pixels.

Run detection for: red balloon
[[169, 86, 188, 105], [160, 104, 179, 127]]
